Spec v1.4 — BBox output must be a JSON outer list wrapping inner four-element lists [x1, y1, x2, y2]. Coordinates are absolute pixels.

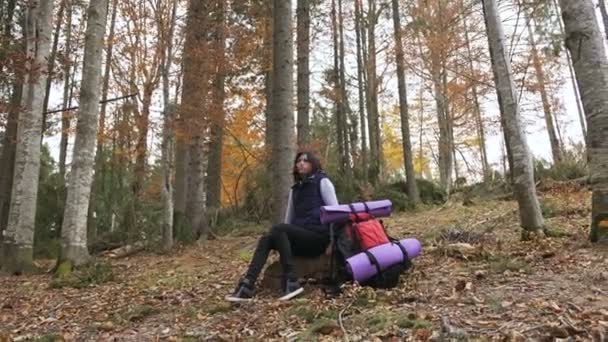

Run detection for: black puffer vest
[[291, 171, 327, 227]]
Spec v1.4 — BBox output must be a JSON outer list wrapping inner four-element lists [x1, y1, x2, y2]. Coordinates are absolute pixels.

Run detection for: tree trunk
[[0, 0, 17, 75], [58, 2, 73, 180], [462, 9, 491, 182], [42, 0, 66, 121], [526, 17, 562, 164], [598, 0, 608, 42], [181, 0, 209, 240], [559, 0, 608, 243], [552, 0, 587, 140], [0, 84, 22, 243], [296, 0, 310, 147], [391, 0, 419, 203], [338, 0, 353, 172], [133, 85, 154, 198], [331, 0, 346, 173], [206, 0, 226, 213], [60, 0, 108, 266], [432, 67, 452, 193], [482, 0, 545, 239], [2, 0, 54, 274], [271, 0, 295, 224], [264, 4, 274, 149], [367, 0, 381, 183], [88, 0, 117, 239], [160, 0, 178, 251], [173, 134, 187, 239], [354, 0, 368, 179]]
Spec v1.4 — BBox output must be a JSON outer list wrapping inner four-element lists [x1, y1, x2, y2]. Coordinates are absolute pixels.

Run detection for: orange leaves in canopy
[[219, 91, 264, 208]]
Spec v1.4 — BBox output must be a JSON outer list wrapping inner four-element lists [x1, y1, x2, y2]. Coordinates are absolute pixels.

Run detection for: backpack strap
[[393, 241, 412, 269], [348, 203, 363, 222], [364, 250, 382, 275]]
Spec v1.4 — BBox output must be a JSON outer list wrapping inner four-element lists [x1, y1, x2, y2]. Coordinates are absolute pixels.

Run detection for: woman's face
[[295, 154, 313, 176]]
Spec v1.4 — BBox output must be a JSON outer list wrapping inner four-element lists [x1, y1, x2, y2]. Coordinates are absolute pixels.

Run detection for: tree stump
[[260, 254, 331, 291]]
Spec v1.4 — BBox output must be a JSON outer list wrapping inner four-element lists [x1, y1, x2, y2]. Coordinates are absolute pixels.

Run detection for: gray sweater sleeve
[[320, 178, 339, 206], [284, 189, 294, 224]]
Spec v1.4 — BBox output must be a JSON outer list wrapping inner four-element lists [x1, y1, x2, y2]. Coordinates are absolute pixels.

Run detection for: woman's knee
[[269, 223, 290, 237]]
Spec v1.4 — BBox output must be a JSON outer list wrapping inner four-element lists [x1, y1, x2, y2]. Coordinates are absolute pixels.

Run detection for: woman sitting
[[226, 151, 339, 301]]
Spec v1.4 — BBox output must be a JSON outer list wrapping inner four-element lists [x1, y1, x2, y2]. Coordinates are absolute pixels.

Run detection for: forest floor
[[1, 181, 608, 341]]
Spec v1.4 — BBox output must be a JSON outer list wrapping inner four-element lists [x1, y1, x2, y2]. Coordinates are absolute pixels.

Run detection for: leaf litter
[[1, 187, 607, 340]]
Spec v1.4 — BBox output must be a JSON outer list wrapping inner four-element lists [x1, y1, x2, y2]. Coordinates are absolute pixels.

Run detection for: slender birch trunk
[[526, 17, 562, 164], [559, 0, 608, 243], [160, 0, 178, 251], [391, 0, 419, 203], [58, 1, 73, 180], [296, 0, 310, 146], [60, 0, 109, 266], [482, 0, 545, 239], [354, 0, 368, 178], [2, 0, 54, 273]]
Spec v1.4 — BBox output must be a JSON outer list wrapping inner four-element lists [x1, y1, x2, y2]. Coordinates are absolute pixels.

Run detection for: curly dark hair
[[292, 151, 323, 181]]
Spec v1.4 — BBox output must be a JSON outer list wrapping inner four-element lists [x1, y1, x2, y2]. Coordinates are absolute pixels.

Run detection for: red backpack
[[346, 204, 389, 250]]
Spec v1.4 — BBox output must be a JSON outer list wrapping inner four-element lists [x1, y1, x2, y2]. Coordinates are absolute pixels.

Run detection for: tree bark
[[271, 0, 295, 224], [354, 0, 368, 179], [432, 67, 452, 193], [559, 0, 608, 243], [391, 0, 419, 203], [206, 0, 226, 213], [338, 0, 353, 173], [526, 16, 562, 164], [160, 0, 178, 251], [42, 0, 66, 121], [60, 0, 108, 266], [367, 0, 382, 183], [552, 0, 587, 140], [0, 0, 17, 75], [482, 0, 545, 238], [598, 0, 608, 42], [2, 0, 54, 274], [88, 0, 117, 239], [58, 1, 73, 180], [462, 9, 490, 182], [331, 0, 345, 173], [296, 0, 310, 147], [264, 4, 274, 149], [181, 0, 209, 240], [0, 84, 22, 244]]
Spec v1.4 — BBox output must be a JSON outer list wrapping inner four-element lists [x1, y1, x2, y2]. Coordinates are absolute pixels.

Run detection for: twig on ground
[[339, 299, 355, 340], [522, 324, 545, 334]]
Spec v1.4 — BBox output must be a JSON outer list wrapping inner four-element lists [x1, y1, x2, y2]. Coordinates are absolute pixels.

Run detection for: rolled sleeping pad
[[320, 199, 392, 224], [346, 238, 421, 283]]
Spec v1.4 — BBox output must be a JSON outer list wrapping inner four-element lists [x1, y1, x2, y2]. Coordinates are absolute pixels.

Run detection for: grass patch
[[540, 199, 561, 218], [488, 254, 531, 274], [124, 304, 159, 322], [237, 249, 254, 262], [297, 318, 339, 341], [352, 290, 376, 308], [289, 304, 317, 323], [32, 334, 62, 342], [396, 317, 432, 330], [367, 313, 390, 333], [206, 303, 233, 315], [51, 261, 114, 289]]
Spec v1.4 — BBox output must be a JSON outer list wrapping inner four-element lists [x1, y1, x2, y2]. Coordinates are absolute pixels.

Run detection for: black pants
[[245, 223, 330, 282]]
